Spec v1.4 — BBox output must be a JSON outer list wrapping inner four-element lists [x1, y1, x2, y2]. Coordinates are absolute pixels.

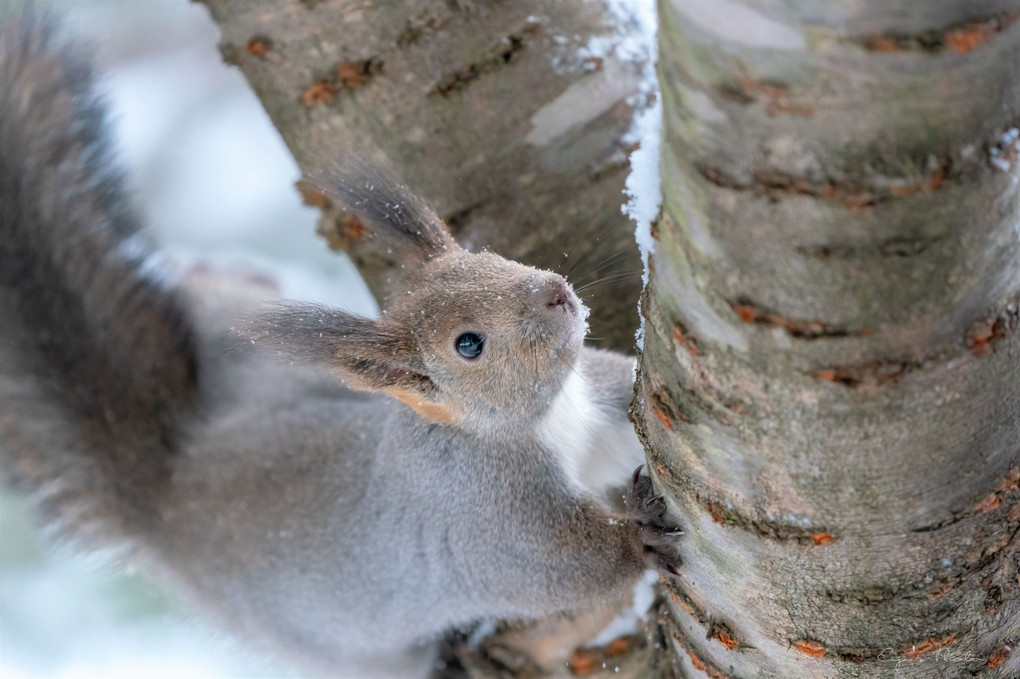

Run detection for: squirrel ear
[[304, 162, 457, 262], [241, 304, 458, 424]]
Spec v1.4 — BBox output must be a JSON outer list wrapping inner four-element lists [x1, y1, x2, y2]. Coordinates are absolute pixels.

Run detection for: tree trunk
[[635, 1, 1020, 677], [195, 0, 650, 351]]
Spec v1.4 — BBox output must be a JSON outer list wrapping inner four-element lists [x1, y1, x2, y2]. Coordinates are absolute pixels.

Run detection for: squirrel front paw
[[626, 466, 684, 576]]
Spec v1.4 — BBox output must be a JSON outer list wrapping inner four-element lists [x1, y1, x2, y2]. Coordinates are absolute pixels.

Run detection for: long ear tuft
[[236, 303, 386, 363], [237, 303, 458, 424], [304, 160, 456, 259]]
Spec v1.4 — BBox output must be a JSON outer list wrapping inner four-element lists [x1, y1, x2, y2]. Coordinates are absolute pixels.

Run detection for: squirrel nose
[[545, 279, 577, 315]]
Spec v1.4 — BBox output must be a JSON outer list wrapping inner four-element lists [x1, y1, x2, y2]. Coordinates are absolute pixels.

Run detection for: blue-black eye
[[455, 332, 484, 359]]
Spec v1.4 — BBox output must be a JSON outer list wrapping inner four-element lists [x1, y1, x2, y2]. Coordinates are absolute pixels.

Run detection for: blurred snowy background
[[1, 1, 376, 676]]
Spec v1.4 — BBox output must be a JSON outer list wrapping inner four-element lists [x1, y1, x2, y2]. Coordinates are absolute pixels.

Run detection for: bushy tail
[[0, 8, 199, 543]]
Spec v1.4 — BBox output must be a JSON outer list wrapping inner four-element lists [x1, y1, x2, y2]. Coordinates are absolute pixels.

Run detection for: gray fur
[[0, 5, 197, 542], [0, 8, 654, 678], [305, 160, 455, 262]]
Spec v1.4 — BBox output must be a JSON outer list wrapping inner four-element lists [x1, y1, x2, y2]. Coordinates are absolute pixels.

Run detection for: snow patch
[[586, 570, 659, 648], [585, 0, 657, 69], [626, 98, 662, 288], [602, 0, 661, 351], [989, 127, 1019, 173]]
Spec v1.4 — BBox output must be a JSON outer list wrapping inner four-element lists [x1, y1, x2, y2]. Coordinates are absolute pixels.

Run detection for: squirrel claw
[[643, 547, 683, 575], [627, 465, 684, 577]]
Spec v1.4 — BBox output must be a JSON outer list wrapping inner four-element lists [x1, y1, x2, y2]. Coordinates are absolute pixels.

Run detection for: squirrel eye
[[455, 332, 484, 360]]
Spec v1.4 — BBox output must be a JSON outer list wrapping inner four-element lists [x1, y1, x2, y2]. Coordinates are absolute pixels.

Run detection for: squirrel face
[[385, 250, 588, 430], [250, 167, 589, 432]]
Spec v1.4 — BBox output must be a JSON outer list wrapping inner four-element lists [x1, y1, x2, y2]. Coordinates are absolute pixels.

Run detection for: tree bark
[[195, 0, 649, 350], [635, 1, 1020, 677]]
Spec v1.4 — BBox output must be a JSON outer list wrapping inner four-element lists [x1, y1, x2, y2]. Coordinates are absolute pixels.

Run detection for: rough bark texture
[[635, 1, 1020, 677], [196, 0, 646, 350]]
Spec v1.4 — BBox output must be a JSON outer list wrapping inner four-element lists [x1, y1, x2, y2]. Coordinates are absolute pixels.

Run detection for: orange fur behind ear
[[388, 389, 458, 425]]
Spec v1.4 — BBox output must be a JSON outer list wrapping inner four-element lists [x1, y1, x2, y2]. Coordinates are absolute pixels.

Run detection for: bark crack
[[810, 360, 921, 388], [912, 467, 1020, 533], [716, 78, 814, 118], [856, 10, 1020, 55], [664, 581, 749, 653], [430, 21, 541, 97], [730, 299, 873, 340], [698, 496, 836, 544], [661, 609, 740, 679], [966, 302, 1020, 357], [696, 160, 949, 214], [795, 235, 947, 260], [808, 291, 1020, 389]]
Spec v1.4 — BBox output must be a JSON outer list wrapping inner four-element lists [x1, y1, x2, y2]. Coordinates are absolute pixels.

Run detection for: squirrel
[[0, 7, 681, 678]]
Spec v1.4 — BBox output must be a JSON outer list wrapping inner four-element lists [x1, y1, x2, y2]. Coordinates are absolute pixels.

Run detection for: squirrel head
[[248, 166, 588, 431]]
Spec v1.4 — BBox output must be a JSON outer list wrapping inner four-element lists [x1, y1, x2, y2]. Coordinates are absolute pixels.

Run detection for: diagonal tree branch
[[196, 0, 651, 350]]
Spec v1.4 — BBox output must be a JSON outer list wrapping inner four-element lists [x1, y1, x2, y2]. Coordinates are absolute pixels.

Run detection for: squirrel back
[[0, 8, 198, 543]]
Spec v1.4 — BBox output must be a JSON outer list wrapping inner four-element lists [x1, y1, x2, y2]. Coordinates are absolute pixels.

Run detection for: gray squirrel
[[0, 7, 681, 678]]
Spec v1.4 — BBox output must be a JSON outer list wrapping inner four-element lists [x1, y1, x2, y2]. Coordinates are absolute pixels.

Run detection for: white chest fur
[[536, 366, 646, 498]]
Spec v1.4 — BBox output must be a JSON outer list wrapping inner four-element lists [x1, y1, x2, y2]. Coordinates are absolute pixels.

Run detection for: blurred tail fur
[[0, 7, 199, 543]]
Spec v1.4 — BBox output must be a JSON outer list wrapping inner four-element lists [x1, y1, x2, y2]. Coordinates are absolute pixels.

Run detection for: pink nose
[[546, 280, 576, 315]]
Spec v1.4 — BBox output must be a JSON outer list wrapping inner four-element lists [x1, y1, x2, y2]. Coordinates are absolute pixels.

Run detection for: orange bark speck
[[869, 36, 904, 52], [301, 81, 337, 105], [688, 650, 707, 671], [246, 38, 271, 57], [988, 646, 1011, 668], [967, 316, 1005, 357], [811, 532, 834, 545], [711, 631, 739, 651], [652, 405, 673, 430], [974, 493, 1002, 513], [707, 503, 726, 524], [734, 305, 757, 323], [900, 636, 955, 660], [815, 369, 837, 382], [793, 640, 827, 658], [670, 590, 697, 616], [945, 23, 997, 54], [336, 58, 383, 89], [672, 324, 700, 356], [672, 324, 686, 344], [999, 468, 1020, 493]]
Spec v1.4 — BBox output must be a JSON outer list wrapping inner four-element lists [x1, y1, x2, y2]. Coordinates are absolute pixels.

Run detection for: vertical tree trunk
[[636, 1, 1020, 677], [196, 0, 652, 350]]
